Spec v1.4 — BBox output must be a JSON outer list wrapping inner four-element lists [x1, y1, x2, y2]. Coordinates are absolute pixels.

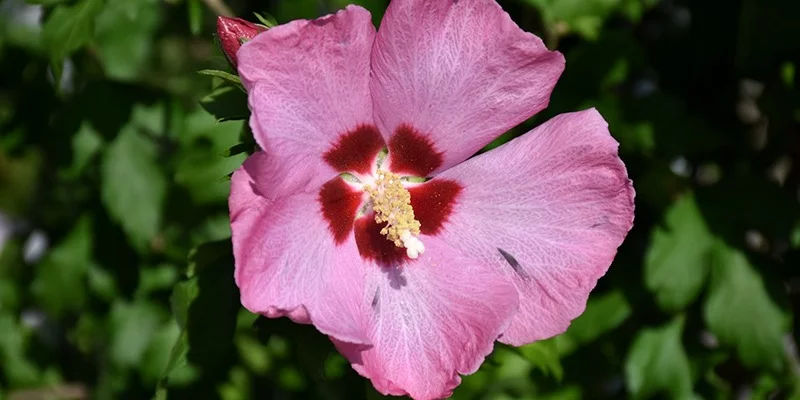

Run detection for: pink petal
[[239, 150, 328, 202], [230, 153, 368, 344], [236, 5, 377, 187], [334, 236, 518, 400], [370, 0, 565, 175], [435, 109, 635, 345]]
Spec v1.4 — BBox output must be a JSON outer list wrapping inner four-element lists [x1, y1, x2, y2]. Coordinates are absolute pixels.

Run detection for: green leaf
[[2, 6, 46, 52], [0, 313, 41, 387], [624, 317, 693, 399], [31, 217, 93, 316], [72, 314, 104, 355], [170, 279, 199, 328], [87, 265, 118, 301], [199, 85, 248, 122], [197, 70, 242, 86], [703, 242, 787, 371], [516, 339, 563, 381], [101, 125, 167, 251], [479, 346, 536, 393], [557, 289, 632, 355], [155, 280, 200, 396], [751, 374, 781, 399], [109, 300, 166, 368], [236, 335, 271, 375], [157, 240, 239, 395], [189, 214, 233, 245], [129, 102, 166, 136], [645, 193, 715, 312], [94, 0, 161, 80], [63, 121, 104, 178], [137, 264, 179, 297], [42, 0, 105, 61], [223, 142, 253, 158], [253, 12, 279, 28], [175, 109, 245, 205], [141, 322, 181, 385]]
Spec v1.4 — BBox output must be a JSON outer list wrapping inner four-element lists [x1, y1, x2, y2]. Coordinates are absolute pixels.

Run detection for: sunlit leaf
[[141, 322, 181, 384], [94, 0, 161, 80], [31, 216, 93, 316], [0, 313, 41, 387], [252, 12, 279, 28], [557, 289, 632, 355], [87, 264, 117, 301], [645, 193, 715, 312], [63, 121, 103, 178], [516, 339, 563, 381], [137, 264, 179, 297], [109, 300, 166, 368], [41, 0, 105, 61], [703, 242, 787, 372], [101, 125, 167, 251], [625, 317, 694, 399]]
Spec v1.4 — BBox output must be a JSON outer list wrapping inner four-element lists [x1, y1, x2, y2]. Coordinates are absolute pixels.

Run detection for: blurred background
[[0, 0, 799, 399]]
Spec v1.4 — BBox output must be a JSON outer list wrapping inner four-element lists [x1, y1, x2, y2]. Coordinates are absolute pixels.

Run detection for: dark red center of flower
[[323, 125, 385, 175], [317, 124, 462, 266], [388, 124, 444, 177]]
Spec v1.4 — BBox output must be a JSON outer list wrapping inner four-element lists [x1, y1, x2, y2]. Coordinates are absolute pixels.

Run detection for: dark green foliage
[[0, 0, 798, 399]]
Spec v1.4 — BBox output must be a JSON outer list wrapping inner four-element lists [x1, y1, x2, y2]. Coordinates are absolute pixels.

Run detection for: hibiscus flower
[[228, 1, 635, 398]]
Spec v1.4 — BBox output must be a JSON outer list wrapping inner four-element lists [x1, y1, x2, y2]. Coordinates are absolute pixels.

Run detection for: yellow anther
[[364, 171, 425, 259]]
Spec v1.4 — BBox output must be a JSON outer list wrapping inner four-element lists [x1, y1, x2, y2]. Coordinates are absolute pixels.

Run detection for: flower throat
[[364, 171, 425, 259]]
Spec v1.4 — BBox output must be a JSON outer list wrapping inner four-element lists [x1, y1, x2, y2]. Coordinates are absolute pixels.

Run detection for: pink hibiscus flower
[[228, 1, 635, 398]]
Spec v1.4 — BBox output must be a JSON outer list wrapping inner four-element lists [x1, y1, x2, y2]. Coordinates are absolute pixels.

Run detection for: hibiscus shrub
[[0, 0, 798, 399]]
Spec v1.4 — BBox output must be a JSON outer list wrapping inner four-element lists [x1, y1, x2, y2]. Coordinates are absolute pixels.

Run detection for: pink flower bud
[[216, 16, 267, 69]]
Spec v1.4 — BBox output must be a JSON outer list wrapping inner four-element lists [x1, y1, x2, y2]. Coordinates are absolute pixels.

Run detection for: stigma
[[364, 171, 425, 259]]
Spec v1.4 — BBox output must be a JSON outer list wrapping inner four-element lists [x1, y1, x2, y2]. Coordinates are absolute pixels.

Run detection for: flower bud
[[216, 16, 267, 69]]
